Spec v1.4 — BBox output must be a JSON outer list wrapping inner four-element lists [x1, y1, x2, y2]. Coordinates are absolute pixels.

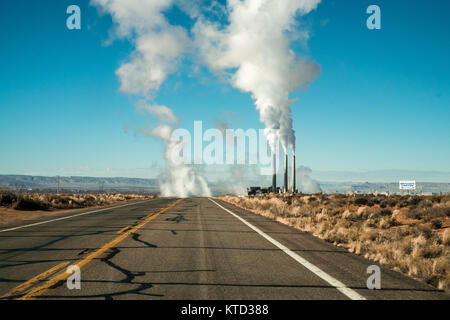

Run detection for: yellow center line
[[17, 198, 184, 300], [0, 261, 70, 299], [116, 226, 131, 234]]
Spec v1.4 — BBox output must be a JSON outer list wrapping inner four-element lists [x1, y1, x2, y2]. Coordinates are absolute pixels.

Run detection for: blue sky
[[0, 0, 449, 180]]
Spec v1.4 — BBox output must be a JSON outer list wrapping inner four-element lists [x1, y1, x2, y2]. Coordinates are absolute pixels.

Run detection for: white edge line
[[0, 199, 157, 233], [209, 198, 367, 301]]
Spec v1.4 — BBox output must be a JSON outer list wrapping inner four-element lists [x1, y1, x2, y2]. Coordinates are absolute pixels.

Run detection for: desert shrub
[[411, 224, 433, 239], [423, 207, 450, 222], [418, 199, 433, 209], [442, 195, 450, 203], [354, 197, 369, 206], [409, 196, 422, 206], [361, 228, 378, 242], [371, 197, 380, 205], [407, 206, 450, 221], [387, 199, 398, 207], [0, 190, 18, 206], [83, 195, 97, 207], [13, 197, 49, 211], [378, 216, 397, 229], [430, 220, 442, 229], [270, 204, 289, 217], [399, 200, 410, 208], [406, 208, 423, 220], [431, 195, 441, 203], [343, 210, 358, 221], [443, 229, 450, 246], [368, 209, 392, 219]]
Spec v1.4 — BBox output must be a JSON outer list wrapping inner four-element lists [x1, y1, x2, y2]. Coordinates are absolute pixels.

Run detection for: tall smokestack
[[272, 152, 276, 193], [284, 153, 288, 193], [291, 154, 296, 193]]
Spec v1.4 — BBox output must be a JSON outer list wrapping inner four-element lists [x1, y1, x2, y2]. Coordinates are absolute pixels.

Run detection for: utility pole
[[57, 175, 60, 194]]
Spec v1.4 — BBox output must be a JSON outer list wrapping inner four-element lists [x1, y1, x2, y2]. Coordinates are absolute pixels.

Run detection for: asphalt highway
[[0, 197, 448, 300]]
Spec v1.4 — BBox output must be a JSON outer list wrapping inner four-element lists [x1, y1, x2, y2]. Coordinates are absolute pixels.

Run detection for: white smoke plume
[[92, 0, 211, 197], [297, 165, 322, 193], [136, 101, 211, 197], [193, 0, 321, 153], [92, 0, 188, 96], [209, 164, 266, 195], [211, 111, 262, 195]]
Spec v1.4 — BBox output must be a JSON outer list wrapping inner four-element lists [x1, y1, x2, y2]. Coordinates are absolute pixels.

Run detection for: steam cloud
[[92, 0, 211, 197], [297, 165, 322, 193], [137, 101, 211, 197], [193, 0, 321, 153], [92, 0, 321, 196], [211, 112, 262, 195]]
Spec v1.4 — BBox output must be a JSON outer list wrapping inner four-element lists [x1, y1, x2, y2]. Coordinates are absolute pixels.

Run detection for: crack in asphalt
[[165, 214, 186, 224], [101, 247, 144, 284], [131, 233, 157, 248], [62, 245, 164, 300]]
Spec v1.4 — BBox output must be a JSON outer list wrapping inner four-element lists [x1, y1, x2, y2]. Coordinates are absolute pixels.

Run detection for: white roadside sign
[[399, 180, 416, 190]]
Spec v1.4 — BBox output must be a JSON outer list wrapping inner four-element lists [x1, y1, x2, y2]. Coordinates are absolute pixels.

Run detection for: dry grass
[[0, 189, 156, 211], [219, 193, 450, 291]]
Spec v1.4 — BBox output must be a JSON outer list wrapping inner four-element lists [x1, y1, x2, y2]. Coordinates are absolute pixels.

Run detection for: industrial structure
[[247, 152, 297, 195]]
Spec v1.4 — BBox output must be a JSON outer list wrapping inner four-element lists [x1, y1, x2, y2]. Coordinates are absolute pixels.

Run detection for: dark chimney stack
[[272, 152, 276, 192], [284, 153, 288, 192], [291, 154, 296, 193]]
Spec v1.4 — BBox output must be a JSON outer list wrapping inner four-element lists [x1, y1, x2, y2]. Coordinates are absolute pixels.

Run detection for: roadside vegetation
[[219, 193, 450, 291], [0, 189, 156, 211]]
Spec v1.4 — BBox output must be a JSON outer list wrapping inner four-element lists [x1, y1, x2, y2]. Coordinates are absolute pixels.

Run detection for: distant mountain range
[[0, 175, 158, 193], [1, 174, 449, 195], [312, 170, 450, 183]]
